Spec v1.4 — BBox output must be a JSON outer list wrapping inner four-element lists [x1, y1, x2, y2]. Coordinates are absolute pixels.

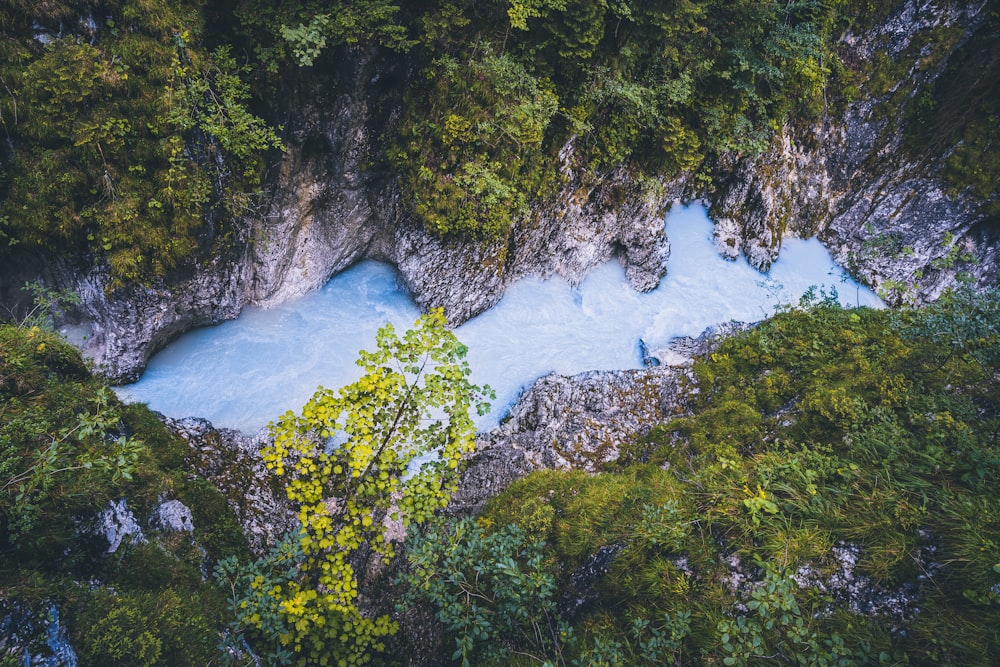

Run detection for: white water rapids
[[115, 204, 882, 432]]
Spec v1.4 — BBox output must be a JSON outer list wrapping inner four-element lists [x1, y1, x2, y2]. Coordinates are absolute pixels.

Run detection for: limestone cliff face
[[0, 244, 252, 383], [66, 255, 251, 382], [164, 417, 294, 556], [384, 155, 681, 325], [5, 0, 996, 381], [252, 52, 682, 327], [710, 0, 997, 304], [25, 46, 677, 381]]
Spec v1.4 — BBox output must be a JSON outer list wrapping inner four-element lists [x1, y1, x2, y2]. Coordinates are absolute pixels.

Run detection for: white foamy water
[[115, 204, 882, 432]]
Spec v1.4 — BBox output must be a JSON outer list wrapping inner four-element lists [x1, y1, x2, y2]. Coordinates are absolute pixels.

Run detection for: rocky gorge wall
[[9, 43, 682, 383], [710, 0, 998, 302], [2, 0, 995, 385]]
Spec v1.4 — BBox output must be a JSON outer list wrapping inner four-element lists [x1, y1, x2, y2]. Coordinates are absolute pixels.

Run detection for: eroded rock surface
[[20, 47, 682, 381], [450, 364, 692, 515], [711, 0, 996, 303], [92, 498, 146, 555], [164, 417, 293, 555], [5, 1, 995, 386]]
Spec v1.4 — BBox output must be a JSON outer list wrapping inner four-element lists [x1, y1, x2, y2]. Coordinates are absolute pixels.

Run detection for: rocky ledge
[[449, 365, 690, 515], [163, 417, 293, 555], [450, 323, 751, 514]]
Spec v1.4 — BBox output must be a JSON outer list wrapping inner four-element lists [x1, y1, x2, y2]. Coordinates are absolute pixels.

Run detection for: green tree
[[0, 3, 281, 287], [394, 47, 559, 238], [234, 0, 413, 68], [216, 310, 492, 666]]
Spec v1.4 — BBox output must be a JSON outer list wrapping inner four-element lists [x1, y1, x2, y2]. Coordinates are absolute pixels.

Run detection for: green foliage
[[385, 0, 854, 240], [901, 9, 1000, 217], [0, 326, 141, 542], [6, 1, 980, 266], [165, 43, 282, 176], [405, 295, 1000, 665], [572, 612, 691, 667], [73, 588, 217, 667], [394, 47, 559, 238], [507, 0, 569, 32], [280, 1, 412, 66], [402, 514, 697, 667], [215, 535, 303, 666], [4, 1, 990, 281], [895, 283, 1000, 375], [718, 566, 856, 667], [0, 320, 248, 666], [634, 500, 691, 552], [401, 517, 567, 667], [0, 1, 281, 286], [233, 0, 412, 71], [3, 281, 81, 331], [218, 310, 492, 666]]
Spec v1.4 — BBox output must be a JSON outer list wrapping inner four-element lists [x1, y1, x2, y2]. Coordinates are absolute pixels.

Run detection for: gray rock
[[650, 321, 754, 366], [560, 543, 626, 619], [151, 499, 195, 533], [0, 603, 78, 667], [40, 607, 78, 667], [722, 541, 924, 630], [94, 499, 146, 554], [164, 417, 294, 555], [711, 0, 996, 303], [450, 364, 692, 515], [261, 125, 683, 327]]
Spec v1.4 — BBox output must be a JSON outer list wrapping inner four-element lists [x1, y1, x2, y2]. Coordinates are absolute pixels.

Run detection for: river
[[116, 204, 882, 432]]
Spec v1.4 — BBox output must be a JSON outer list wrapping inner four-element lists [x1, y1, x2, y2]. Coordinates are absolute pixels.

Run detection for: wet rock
[[39, 607, 77, 667], [638, 338, 660, 367], [649, 321, 754, 366], [28, 237, 251, 384]]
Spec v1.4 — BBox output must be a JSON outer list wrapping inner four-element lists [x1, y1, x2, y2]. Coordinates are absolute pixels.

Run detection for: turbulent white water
[[116, 204, 882, 433]]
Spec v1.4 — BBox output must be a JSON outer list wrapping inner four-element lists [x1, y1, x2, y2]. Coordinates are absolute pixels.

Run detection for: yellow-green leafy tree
[[216, 309, 492, 666]]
